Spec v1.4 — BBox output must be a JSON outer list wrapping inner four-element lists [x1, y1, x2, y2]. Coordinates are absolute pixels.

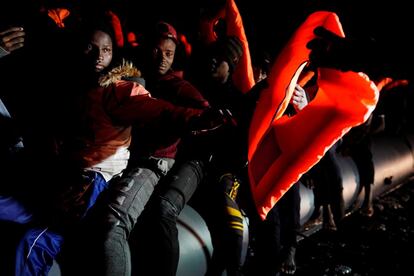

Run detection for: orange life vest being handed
[[248, 11, 379, 219]]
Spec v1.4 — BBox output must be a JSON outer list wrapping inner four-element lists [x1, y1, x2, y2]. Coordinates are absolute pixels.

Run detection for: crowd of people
[[1, 1, 413, 276]]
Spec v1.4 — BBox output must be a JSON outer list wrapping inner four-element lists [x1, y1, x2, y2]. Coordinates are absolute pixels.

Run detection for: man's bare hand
[[0, 27, 25, 55]]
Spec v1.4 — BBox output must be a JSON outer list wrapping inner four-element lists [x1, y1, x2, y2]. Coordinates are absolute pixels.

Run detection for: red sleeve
[[104, 80, 202, 127], [173, 79, 210, 109], [156, 73, 210, 109]]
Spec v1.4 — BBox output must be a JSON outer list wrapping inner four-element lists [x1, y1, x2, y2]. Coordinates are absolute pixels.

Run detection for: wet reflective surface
[[295, 181, 414, 276]]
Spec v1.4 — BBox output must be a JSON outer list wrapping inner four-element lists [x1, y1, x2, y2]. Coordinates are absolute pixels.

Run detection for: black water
[[294, 181, 414, 276]]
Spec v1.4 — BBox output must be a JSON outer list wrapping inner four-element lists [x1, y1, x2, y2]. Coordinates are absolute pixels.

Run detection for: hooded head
[[210, 35, 243, 72]]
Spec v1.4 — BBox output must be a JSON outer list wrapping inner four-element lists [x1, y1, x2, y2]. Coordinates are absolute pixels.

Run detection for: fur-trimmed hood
[[99, 60, 145, 88]]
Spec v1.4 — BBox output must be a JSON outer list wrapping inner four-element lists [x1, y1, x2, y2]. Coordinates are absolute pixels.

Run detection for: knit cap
[[154, 21, 179, 45]]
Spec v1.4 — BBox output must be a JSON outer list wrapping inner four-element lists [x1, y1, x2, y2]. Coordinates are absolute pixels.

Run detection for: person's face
[[84, 30, 113, 73], [210, 57, 230, 84], [253, 66, 267, 83], [151, 38, 176, 75]]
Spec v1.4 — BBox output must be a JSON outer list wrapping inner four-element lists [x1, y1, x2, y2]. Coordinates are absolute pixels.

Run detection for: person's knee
[[104, 224, 128, 246], [157, 196, 181, 222], [104, 168, 160, 230], [187, 160, 205, 181]]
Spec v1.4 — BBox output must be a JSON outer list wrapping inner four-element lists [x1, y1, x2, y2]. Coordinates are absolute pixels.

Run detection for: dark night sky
[[118, 0, 413, 71], [1, 0, 412, 78], [2, 0, 412, 55]]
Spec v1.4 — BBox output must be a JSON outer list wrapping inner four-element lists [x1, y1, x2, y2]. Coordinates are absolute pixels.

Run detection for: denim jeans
[[59, 165, 164, 276], [66, 159, 203, 276], [69, 156, 174, 274], [97, 166, 162, 276], [130, 159, 205, 276]]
